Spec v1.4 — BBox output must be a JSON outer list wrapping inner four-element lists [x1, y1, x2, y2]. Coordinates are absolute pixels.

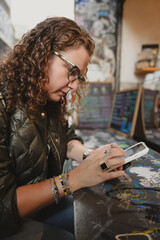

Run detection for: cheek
[[46, 75, 67, 92], [47, 69, 58, 88], [47, 64, 58, 88], [47, 64, 69, 90], [47, 79, 57, 92]]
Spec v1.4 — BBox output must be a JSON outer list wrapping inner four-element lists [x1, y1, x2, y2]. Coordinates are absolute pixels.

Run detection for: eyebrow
[[53, 51, 87, 77]]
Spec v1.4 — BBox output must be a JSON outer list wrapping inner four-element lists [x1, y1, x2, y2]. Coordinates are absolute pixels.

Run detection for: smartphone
[[107, 142, 149, 172]]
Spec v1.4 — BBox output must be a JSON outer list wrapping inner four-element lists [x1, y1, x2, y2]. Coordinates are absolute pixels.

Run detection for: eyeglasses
[[53, 51, 87, 84]]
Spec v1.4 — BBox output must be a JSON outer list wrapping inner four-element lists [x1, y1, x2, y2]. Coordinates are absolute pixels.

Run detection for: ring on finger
[[110, 143, 114, 148], [100, 161, 109, 171], [104, 148, 111, 154]]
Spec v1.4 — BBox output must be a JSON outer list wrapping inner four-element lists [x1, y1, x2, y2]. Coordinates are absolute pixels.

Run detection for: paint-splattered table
[[74, 129, 160, 240]]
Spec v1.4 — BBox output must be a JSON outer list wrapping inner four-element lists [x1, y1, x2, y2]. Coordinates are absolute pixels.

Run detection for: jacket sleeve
[[65, 121, 83, 144], [0, 99, 21, 237]]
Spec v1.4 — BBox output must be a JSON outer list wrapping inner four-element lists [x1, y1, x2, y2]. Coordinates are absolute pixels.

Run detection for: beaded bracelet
[[65, 172, 71, 195], [59, 174, 67, 196], [61, 174, 68, 195], [59, 172, 73, 196], [63, 172, 73, 195]]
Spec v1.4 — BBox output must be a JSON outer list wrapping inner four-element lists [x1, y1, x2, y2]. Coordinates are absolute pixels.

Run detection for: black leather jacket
[[0, 94, 83, 237]]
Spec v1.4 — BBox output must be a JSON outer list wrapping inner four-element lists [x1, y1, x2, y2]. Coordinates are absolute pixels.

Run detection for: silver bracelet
[[82, 149, 93, 160], [49, 177, 60, 204], [53, 177, 61, 204]]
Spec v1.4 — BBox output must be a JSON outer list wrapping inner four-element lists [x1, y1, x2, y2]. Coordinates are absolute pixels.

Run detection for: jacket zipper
[[48, 132, 61, 171]]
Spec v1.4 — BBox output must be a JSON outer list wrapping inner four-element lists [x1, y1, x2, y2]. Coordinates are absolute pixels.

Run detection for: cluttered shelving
[[134, 44, 160, 75], [135, 67, 160, 75]]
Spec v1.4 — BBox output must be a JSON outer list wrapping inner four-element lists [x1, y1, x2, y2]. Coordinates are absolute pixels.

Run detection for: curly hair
[[0, 17, 95, 119]]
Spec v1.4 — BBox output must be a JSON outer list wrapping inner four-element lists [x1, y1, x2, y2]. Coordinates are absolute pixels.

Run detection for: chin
[[48, 94, 61, 102]]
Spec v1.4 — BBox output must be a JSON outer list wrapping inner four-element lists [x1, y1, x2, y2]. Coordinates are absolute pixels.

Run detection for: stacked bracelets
[[49, 172, 72, 204]]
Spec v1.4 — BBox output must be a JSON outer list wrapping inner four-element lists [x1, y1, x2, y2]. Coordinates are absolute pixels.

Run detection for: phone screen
[[125, 143, 145, 158]]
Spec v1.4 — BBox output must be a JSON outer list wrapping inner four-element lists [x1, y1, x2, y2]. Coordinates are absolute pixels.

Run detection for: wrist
[[68, 169, 82, 193]]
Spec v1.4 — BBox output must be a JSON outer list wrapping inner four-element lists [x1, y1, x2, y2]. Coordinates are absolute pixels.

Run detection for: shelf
[[135, 67, 160, 75]]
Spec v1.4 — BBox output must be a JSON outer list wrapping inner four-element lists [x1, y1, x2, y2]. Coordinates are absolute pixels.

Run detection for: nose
[[68, 79, 79, 90]]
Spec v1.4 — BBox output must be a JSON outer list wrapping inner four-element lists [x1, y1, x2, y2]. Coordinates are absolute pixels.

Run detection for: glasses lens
[[68, 67, 80, 82], [68, 67, 86, 83]]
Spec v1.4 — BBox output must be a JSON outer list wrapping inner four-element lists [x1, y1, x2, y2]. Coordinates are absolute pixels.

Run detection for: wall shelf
[[135, 67, 160, 75]]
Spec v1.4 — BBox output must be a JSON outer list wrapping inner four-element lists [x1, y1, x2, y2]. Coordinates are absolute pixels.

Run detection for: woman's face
[[46, 45, 90, 102]]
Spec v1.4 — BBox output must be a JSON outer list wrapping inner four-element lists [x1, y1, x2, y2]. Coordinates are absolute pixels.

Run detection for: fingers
[[80, 143, 126, 182], [101, 168, 125, 181], [98, 150, 125, 181], [85, 143, 126, 170], [97, 143, 119, 152], [98, 144, 126, 173], [106, 157, 125, 168], [93, 143, 125, 160], [101, 147, 126, 162], [73, 143, 126, 190], [99, 157, 125, 172]]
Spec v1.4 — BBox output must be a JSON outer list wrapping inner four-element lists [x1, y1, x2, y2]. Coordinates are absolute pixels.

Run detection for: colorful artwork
[[75, 0, 122, 82], [74, 129, 160, 240]]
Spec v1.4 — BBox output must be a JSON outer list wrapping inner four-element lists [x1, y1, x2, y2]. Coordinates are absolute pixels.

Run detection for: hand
[[69, 143, 126, 192]]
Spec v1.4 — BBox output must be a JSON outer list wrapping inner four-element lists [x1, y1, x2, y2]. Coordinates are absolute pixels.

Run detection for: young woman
[[0, 17, 125, 239]]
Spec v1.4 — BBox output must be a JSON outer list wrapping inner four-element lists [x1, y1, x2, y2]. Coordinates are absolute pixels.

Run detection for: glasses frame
[[53, 51, 86, 83]]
